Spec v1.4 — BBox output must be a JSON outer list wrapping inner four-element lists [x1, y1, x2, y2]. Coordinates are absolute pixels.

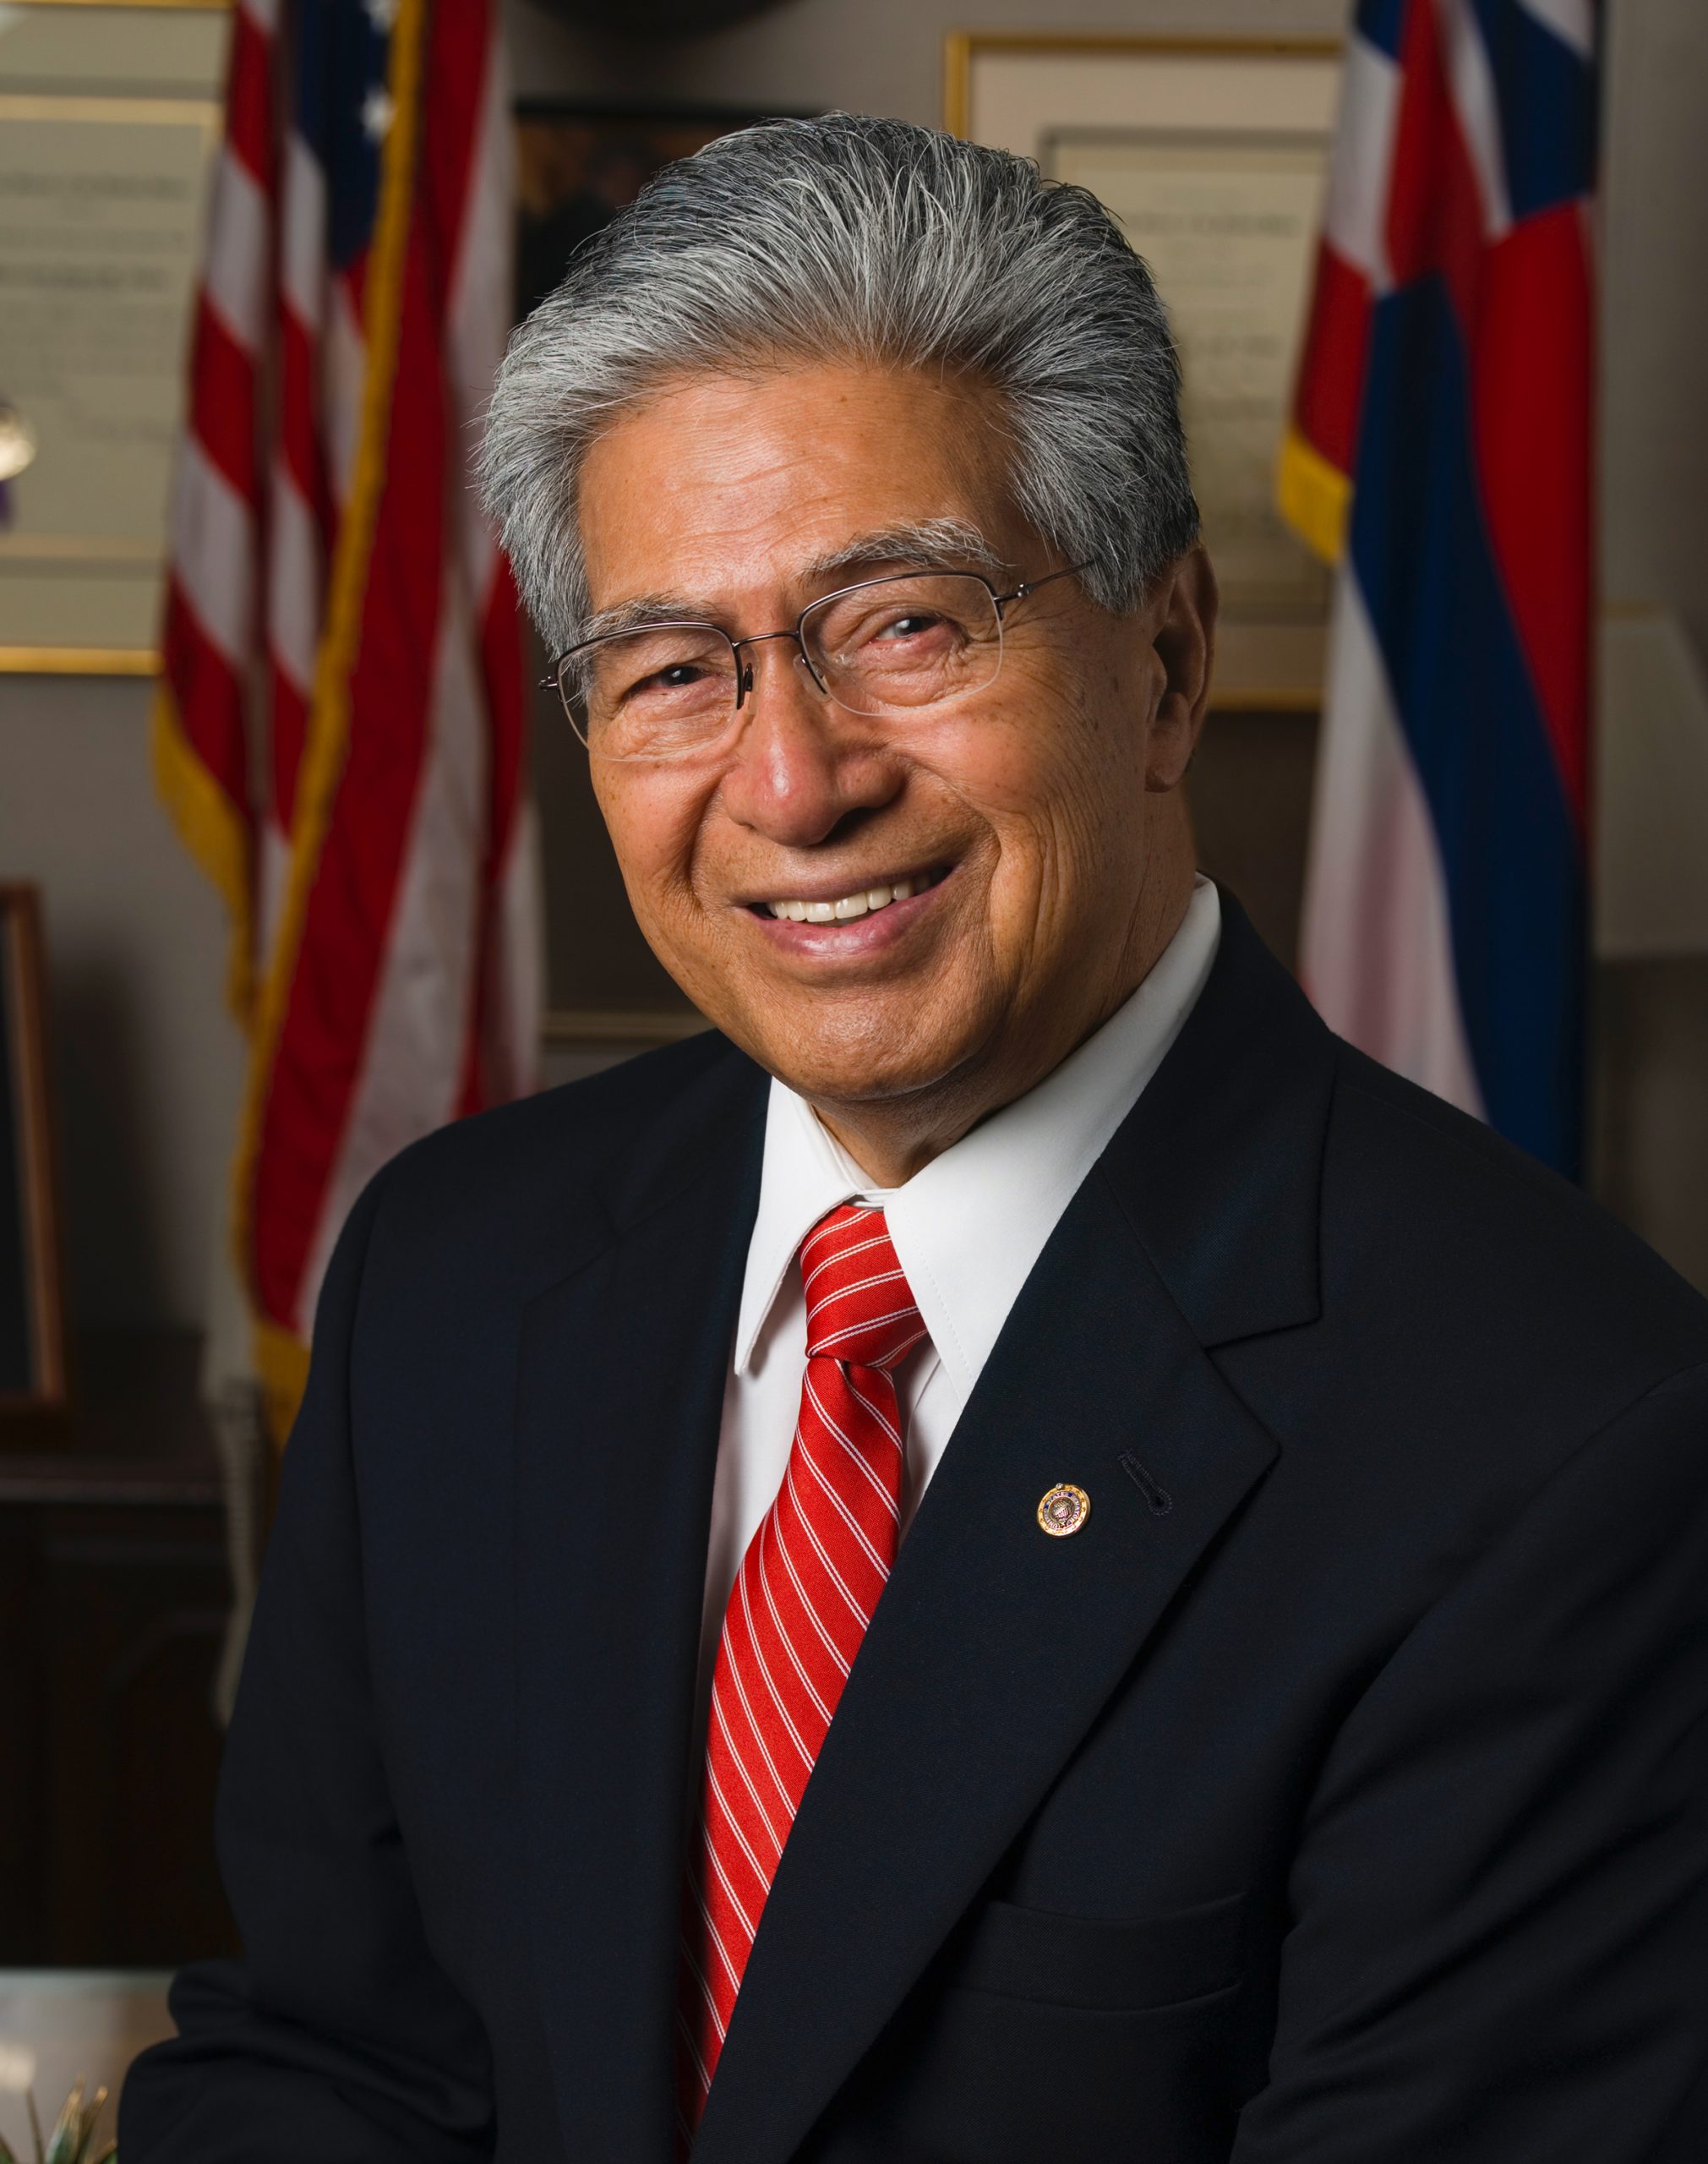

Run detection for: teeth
[[767, 874, 925, 923]]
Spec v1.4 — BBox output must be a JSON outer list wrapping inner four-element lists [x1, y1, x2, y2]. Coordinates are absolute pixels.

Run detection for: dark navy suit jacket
[[123, 896, 1708, 2161]]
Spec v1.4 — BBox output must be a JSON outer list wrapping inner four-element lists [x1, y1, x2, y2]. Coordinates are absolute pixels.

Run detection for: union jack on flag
[[155, 0, 541, 1436], [1280, 0, 1596, 1178]]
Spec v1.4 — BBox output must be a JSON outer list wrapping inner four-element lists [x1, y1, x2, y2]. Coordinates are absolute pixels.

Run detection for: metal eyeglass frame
[[538, 560, 1092, 748]]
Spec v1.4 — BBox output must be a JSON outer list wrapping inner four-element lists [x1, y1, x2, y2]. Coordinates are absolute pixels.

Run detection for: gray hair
[[480, 112, 1198, 653]]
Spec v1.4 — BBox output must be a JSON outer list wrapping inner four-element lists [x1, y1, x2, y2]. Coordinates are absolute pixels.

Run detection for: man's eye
[[625, 660, 707, 698], [876, 612, 940, 641]]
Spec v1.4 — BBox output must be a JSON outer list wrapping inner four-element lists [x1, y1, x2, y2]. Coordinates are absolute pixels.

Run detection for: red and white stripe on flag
[[154, 0, 541, 1438]]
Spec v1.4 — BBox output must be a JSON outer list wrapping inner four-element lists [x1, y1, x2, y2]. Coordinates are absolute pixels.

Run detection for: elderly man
[[124, 116, 1708, 2164]]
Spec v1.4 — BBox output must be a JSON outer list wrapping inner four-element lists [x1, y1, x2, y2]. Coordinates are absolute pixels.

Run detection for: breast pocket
[[947, 1888, 1247, 2013], [818, 1892, 1254, 2162]]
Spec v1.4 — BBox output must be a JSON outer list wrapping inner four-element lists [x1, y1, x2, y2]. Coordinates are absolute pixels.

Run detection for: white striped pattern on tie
[[676, 1202, 925, 2142]]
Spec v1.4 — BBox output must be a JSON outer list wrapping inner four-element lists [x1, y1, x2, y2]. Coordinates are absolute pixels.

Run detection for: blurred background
[[0, 0, 1702, 2143]]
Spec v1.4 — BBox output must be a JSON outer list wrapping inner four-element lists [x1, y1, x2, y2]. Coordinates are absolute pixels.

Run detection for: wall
[[0, 674, 237, 1329], [505, 0, 1349, 122], [1585, 0, 1708, 1289], [1601, 0, 1708, 655], [1, 0, 1705, 1342]]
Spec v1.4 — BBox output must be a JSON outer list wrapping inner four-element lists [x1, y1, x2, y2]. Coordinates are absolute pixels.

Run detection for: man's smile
[[740, 861, 957, 959], [746, 863, 952, 923]]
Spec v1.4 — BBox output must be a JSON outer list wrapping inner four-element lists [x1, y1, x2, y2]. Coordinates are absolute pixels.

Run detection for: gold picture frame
[[945, 31, 1343, 710], [0, 0, 231, 675], [5, 1, 228, 8]]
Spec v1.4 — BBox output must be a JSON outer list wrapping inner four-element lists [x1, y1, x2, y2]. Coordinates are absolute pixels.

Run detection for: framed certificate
[[0, 886, 68, 1441], [0, 1, 230, 675], [946, 33, 1342, 708]]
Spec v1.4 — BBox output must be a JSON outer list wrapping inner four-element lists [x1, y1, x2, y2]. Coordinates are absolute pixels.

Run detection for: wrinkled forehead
[[575, 360, 1029, 620]]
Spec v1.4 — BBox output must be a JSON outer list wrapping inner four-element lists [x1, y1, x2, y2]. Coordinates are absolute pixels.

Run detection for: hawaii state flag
[[155, 0, 542, 1438], [1280, 0, 1596, 1178]]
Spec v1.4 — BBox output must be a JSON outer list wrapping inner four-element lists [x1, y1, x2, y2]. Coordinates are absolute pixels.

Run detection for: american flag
[[1280, 0, 1596, 1178], [154, 0, 541, 1437]]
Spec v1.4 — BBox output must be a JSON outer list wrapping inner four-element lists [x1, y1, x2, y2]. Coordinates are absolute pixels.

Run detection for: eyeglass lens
[[558, 572, 1005, 761]]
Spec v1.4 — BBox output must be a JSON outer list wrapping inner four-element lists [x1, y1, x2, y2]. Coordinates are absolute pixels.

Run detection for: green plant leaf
[[72, 2087, 109, 2164], [42, 2077, 85, 2164]]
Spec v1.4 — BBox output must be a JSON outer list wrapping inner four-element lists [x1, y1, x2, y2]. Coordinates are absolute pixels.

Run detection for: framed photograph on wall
[[0, 886, 68, 1440], [516, 103, 785, 324], [0, 1, 231, 676], [516, 101, 780, 1055], [946, 33, 1343, 708]]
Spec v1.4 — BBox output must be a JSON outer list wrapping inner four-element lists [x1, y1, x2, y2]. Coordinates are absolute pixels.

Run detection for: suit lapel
[[692, 900, 1337, 2164], [690, 1179, 1274, 2164], [514, 1048, 766, 2164]]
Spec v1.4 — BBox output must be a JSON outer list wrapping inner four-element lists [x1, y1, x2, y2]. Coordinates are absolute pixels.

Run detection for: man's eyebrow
[[801, 520, 1011, 585], [576, 520, 1012, 646], [577, 593, 705, 642]]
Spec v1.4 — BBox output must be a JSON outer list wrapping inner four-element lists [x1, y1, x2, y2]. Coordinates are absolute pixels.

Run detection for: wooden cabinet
[[0, 1331, 239, 1965]]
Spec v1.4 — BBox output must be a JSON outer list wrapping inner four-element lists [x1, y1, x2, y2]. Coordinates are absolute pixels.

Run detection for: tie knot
[[799, 1202, 925, 1370]]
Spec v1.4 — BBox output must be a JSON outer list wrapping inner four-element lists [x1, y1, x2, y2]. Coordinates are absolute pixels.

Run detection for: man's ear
[[1146, 544, 1219, 792]]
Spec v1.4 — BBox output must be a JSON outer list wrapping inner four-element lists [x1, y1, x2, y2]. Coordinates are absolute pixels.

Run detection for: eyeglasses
[[539, 563, 1089, 763]]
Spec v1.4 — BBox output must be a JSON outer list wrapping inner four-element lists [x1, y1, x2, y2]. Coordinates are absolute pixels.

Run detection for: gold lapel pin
[[1037, 1483, 1091, 1538]]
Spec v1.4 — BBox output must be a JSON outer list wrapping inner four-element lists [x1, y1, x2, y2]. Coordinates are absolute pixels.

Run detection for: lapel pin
[[1037, 1483, 1091, 1538]]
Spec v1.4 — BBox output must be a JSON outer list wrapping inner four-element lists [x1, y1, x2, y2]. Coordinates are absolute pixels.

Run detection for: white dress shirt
[[696, 876, 1222, 1706]]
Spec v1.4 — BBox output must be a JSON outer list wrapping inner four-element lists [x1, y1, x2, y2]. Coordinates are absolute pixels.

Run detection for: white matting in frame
[[946, 34, 1343, 709], [0, 1, 231, 675]]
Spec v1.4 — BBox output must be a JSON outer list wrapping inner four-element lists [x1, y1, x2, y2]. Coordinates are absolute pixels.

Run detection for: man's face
[[576, 362, 1206, 1127]]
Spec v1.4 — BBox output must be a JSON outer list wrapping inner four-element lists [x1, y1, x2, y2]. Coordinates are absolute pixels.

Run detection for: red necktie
[[677, 1203, 926, 2135]]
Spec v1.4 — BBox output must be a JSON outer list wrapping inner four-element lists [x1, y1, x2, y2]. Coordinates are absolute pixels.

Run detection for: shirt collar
[[732, 877, 1222, 1385]]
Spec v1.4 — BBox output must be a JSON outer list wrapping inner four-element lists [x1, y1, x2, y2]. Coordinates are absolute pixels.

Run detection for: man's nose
[[718, 639, 902, 847]]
